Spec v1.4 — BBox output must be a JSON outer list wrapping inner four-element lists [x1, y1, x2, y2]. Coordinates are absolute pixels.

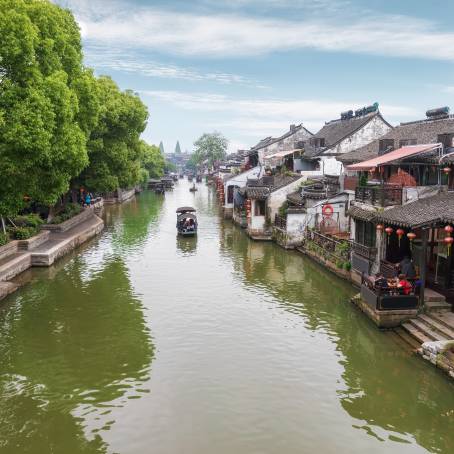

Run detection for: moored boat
[[176, 207, 197, 236]]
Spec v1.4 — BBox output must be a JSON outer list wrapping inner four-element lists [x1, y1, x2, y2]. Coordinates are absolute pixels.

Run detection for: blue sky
[[56, 0, 454, 154]]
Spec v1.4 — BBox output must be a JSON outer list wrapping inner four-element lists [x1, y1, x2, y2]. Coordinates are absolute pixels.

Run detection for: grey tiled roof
[[246, 187, 270, 200], [339, 116, 454, 165], [250, 124, 313, 151], [377, 191, 454, 228], [347, 206, 378, 222], [302, 112, 387, 160], [287, 191, 304, 206], [245, 174, 301, 199]]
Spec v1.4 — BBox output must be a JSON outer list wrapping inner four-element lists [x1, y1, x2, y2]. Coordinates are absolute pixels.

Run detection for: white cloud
[[84, 46, 265, 87], [140, 89, 417, 137], [66, 1, 454, 61], [442, 86, 454, 94]]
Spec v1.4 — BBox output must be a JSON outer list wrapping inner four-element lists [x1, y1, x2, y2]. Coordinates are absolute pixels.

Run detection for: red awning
[[346, 144, 441, 171]]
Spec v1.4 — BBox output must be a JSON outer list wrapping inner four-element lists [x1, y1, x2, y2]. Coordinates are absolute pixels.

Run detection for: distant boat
[[161, 177, 174, 190], [176, 207, 197, 236], [189, 183, 197, 192], [154, 182, 165, 194]]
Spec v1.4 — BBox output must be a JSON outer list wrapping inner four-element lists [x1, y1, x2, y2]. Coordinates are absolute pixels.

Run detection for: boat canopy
[[176, 206, 196, 213], [177, 212, 197, 221]]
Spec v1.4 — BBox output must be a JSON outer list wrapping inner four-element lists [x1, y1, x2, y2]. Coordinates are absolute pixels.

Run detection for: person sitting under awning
[[399, 256, 416, 279], [398, 274, 412, 295]]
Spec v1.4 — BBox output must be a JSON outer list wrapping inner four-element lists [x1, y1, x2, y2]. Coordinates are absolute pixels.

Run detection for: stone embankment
[[0, 205, 104, 302]]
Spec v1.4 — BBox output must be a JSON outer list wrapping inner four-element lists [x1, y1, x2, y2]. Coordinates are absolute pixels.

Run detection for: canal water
[[0, 180, 453, 454]]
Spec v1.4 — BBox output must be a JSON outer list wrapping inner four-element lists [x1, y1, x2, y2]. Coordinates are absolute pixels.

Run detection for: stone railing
[[41, 207, 95, 233]]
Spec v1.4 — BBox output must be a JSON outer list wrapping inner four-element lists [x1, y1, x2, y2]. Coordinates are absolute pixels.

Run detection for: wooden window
[[355, 220, 376, 247], [255, 200, 266, 216]]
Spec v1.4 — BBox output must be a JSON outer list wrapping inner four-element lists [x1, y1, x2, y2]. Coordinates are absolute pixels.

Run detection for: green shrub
[[344, 262, 352, 271], [13, 214, 44, 228], [10, 226, 37, 240], [0, 232, 9, 246], [50, 203, 82, 224]]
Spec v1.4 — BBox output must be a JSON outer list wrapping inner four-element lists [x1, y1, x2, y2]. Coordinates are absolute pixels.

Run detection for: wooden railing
[[306, 229, 351, 262], [355, 186, 402, 207], [274, 214, 287, 230], [351, 241, 377, 261]]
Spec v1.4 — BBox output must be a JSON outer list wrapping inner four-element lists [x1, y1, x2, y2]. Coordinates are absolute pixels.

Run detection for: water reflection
[[105, 191, 164, 253], [176, 235, 198, 256], [0, 256, 153, 453], [219, 221, 454, 454]]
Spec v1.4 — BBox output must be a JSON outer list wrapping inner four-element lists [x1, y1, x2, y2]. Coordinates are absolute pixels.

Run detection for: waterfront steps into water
[[398, 311, 454, 347], [0, 213, 104, 301]]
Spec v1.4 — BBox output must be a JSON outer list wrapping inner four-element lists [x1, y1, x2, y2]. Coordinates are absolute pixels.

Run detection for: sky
[[55, 0, 454, 154]]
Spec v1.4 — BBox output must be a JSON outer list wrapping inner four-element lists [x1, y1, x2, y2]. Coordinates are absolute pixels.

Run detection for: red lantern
[[445, 225, 454, 235], [246, 199, 251, 218], [385, 226, 393, 245], [376, 224, 384, 232], [443, 167, 452, 175], [396, 228, 404, 246], [444, 236, 454, 256], [407, 232, 416, 242]]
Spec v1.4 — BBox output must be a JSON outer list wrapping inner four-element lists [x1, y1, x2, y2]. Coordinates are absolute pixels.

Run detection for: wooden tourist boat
[[189, 183, 197, 192], [176, 207, 198, 236]]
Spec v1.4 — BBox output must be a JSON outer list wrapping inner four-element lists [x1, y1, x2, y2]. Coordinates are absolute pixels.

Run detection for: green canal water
[[0, 180, 453, 454]]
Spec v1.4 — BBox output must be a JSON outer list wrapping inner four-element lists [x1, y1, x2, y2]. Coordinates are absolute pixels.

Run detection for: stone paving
[[0, 213, 104, 301]]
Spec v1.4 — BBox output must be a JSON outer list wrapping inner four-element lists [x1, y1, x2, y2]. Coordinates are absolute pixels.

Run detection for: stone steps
[[393, 327, 422, 350], [0, 252, 31, 282], [429, 312, 454, 331], [399, 311, 454, 347], [418, 314, 454, 339], [401, 322, 433, 345]]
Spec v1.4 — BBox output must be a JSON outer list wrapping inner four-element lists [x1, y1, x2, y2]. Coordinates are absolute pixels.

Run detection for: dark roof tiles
[[339, 116, 454, 165], [377, 191, 454, 228]]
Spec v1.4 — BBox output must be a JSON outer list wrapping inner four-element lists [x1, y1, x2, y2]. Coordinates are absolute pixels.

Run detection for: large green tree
[[174, 140, 181, 154], [79, 76, 148, 193], [192, 132, 228, 169], [140, 141, 165, 180], [0, 0, 98, 216]]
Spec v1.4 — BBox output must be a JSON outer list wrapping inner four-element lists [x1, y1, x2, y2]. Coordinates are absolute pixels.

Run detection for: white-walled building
[[300, 105, 392, 176]]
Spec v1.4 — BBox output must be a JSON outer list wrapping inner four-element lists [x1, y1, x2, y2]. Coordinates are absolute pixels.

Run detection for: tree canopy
[[174, 140, 181, 154], [0, 0, 94, 215], [159, 141, 165, 155], [140, 141, 165, 180], [192, 132, 228, 169], [78, 76, 148, 193], [0, 0, 162, 218]]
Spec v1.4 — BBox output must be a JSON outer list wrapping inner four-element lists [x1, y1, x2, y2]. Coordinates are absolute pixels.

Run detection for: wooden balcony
[[355, 185, 403, 207], [351, 242, 377, 261]]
